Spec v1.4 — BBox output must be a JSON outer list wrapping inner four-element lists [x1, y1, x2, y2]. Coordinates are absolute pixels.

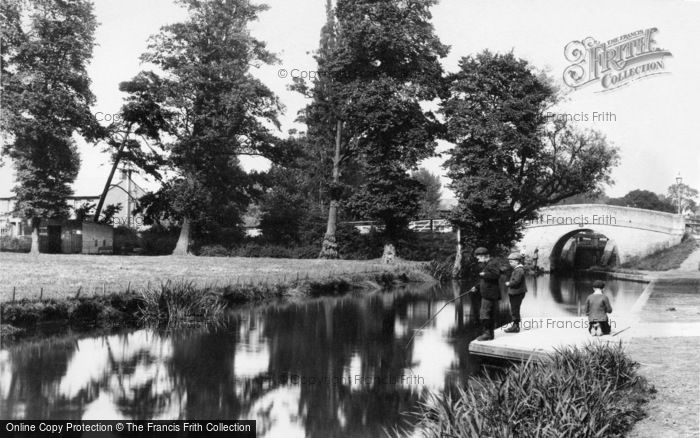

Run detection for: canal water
[[0, 275, 645, 437]]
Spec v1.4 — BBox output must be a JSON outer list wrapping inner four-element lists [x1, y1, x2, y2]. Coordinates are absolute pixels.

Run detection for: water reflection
[[0, 274, 645, 437]]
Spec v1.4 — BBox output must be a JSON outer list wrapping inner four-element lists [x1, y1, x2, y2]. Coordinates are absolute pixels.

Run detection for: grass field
[[0, 253, 424, 302]]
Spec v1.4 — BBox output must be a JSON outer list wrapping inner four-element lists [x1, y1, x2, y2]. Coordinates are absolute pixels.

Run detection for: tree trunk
[[381, 243, 396, 264], [319, 201, 339, 258], [172, 218, 191, 256], [452, 228, 462, 278], [30, 217, 40, 255], [94, 123, 131, 222], [319, 120, 343, 259]]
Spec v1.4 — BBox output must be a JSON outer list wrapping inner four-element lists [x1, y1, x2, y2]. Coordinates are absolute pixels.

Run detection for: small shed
[[38, 220, 114, 254]]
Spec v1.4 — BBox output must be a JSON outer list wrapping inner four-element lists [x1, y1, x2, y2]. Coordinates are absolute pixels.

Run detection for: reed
[[401, 343, 651, 438], [137, 281, 226, 326]]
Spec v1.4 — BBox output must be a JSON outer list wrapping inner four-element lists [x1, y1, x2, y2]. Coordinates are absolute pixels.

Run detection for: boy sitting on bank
[[585, 280, 613, 336], [504, 252, 527, 333]]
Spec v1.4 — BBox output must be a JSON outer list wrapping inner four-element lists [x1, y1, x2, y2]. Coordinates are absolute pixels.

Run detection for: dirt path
[[626, 337, 699, 438], [677, 245, 700, 272], [626, 276, 700, 437]]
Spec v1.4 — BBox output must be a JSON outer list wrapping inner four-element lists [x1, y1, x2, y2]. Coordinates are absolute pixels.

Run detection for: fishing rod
[[611, 326, 631, 337], [404, 288, 475, 349]]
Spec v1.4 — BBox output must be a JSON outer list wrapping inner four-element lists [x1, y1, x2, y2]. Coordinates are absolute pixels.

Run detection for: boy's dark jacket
[[474, 258, 505, 300], [507, 265, 527, 295]]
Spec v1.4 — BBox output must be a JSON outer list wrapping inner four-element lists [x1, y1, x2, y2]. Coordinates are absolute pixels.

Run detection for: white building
[[0, 170, 146, 238]]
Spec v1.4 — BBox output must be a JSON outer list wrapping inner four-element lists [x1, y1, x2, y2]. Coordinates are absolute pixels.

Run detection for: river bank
[[0, 254, 434, 339]]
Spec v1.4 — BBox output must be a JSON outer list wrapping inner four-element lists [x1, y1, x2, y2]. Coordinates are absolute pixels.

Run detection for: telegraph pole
[[676, 173, 683, 215]]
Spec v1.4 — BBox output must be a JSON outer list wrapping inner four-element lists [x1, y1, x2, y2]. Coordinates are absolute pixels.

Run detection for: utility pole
[[126, 167, 133, 228], [676, 173, 683, 215]]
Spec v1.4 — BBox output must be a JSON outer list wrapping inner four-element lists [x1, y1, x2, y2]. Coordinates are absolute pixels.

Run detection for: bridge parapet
[[524, 204, 685, 236], [518, 204, 685, 271]]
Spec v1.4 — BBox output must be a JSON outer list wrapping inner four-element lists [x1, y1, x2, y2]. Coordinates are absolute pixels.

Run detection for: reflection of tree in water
[[0, 330, 187, 420], [0, 280, 543, 436], [106, 332, 184, 419], [256, 292, 422, 438], [166, 328, 243, 419], [0, 337, 80, 419]]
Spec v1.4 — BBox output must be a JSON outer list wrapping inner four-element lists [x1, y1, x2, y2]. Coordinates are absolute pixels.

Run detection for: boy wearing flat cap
[[504, 252, 527, 333], [585, 280, 613, 336], [469, 247, 504, 341]]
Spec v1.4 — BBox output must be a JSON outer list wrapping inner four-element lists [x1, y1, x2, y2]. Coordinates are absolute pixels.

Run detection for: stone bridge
[[517, 204, 685, 271]]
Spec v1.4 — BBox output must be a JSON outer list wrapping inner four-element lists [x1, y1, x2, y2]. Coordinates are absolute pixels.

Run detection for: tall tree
[[1, 0, 102, 253], [666, 182, 698, 214], [443, 51, 619, 252], [305, 0, 448, 258], [412, 168, 442, 218], [290, 0, 341, 258], [120, 0, 282, 255]]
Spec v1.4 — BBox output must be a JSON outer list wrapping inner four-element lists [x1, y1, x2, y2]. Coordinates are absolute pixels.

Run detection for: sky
[[1, 0, 699, 201]]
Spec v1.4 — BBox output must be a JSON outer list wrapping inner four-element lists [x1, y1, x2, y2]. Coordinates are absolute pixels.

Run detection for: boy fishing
[[585, 280, 613, 336], [469, 247, 504, 341], [503, 252, 527, 333]]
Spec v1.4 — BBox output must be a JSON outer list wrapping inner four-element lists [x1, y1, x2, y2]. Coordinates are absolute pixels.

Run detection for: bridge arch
[[518, 204, 684, 272], [548, 228, 619, 271]]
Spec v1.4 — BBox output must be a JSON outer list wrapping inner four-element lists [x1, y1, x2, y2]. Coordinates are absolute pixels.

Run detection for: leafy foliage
[[257, 138, 329, 246], [296, 0, 448, 256], [608, 189, 676, 213], [120, 0, 282, 252], [412, 168, 442, 218], [666, 182, 698, 214], [442, 51, 619, 249], [73, 202, 123, 224], [1, 0, 103, 225]]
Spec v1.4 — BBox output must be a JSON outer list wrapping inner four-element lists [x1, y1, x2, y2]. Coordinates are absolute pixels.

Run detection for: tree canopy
[[412, 168, 442, 218], [306, 0, 448, 250], [1, 0, 102, 252], [442, 51, 619, 250], [119, 0, 283, 253], [608, 189, 676, 213]]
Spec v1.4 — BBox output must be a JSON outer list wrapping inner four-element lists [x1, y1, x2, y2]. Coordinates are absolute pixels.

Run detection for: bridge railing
[[341, 219, 454, 234]]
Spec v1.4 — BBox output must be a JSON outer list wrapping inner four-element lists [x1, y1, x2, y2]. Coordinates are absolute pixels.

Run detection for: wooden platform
[[469, 316, 634, 361]]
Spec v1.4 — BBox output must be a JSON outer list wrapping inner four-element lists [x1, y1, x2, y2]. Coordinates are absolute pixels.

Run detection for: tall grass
[[137, 281, 227, 326], [402, 343, 651, 438]]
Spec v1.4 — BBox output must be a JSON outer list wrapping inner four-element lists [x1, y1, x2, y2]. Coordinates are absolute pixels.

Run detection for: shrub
[[307, 277, 351, 297], [402, 343, 651, 438], [336, 226, 384, 260], [69, 299, 106, 322], [2, 301, 42, 325], [0, 236, 31, 253], [113, 226, 140, 254], [228, 243, 319, 259], [140, 227, 180, 255], [197, 244, 230, 257]]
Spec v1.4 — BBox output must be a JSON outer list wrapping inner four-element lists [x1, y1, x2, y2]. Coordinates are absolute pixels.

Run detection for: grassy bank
[[403, 343, 652, 438], [0, 267, 433, 336], [0, 252, 427, 301], [621, 237, 698, 271]]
